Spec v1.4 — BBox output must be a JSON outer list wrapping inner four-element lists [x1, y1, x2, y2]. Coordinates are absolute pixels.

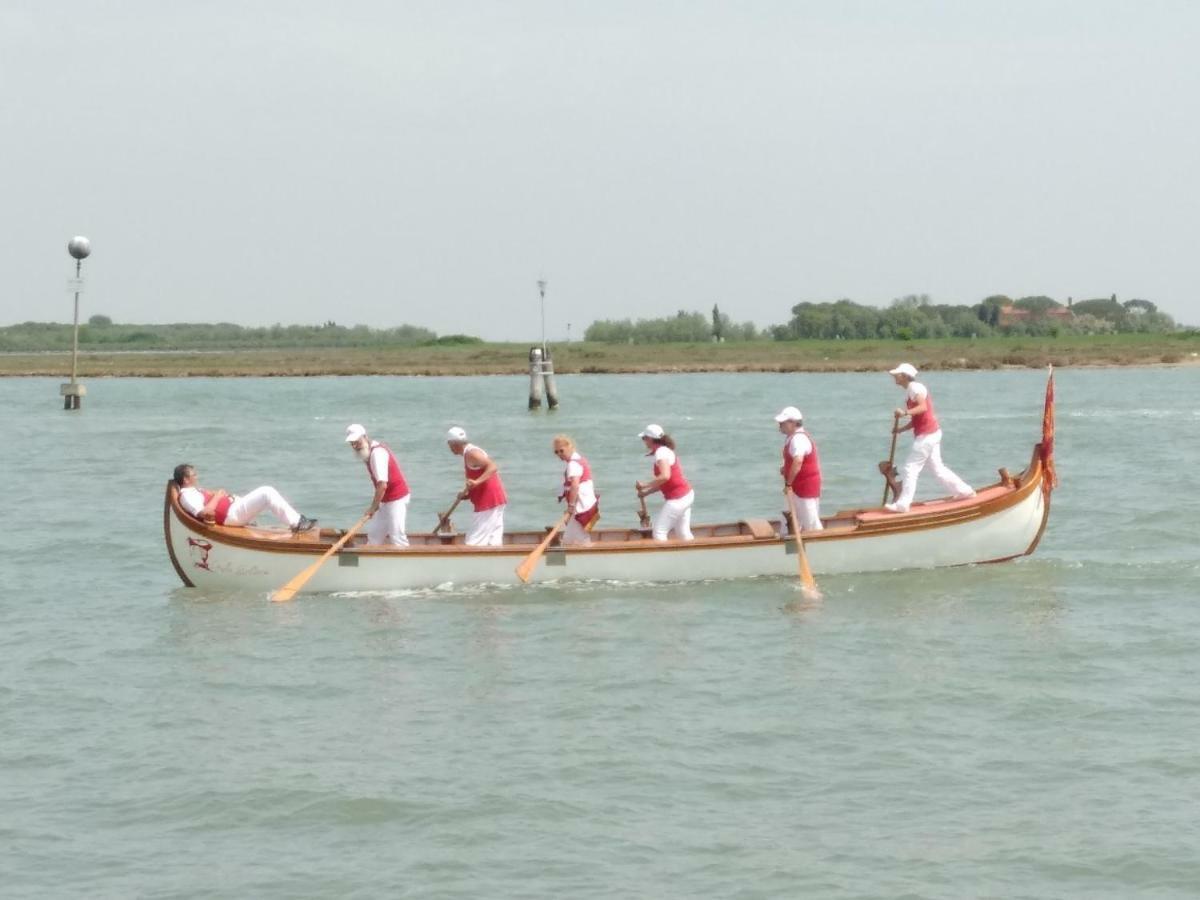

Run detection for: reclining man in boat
[[345, 423, 412, 546], [885, 362, 975, 513], [446, 426, 507, 546], [775, 406, 823, 532], [172, 464, 317, 532]]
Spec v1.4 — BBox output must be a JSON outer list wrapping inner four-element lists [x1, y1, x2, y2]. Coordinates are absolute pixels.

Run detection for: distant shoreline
[[1, 336, 1196, 377]]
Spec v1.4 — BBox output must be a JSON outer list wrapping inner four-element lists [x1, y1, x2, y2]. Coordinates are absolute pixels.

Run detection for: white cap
[[345, 423, 366, 443], [889, 362, 918, 378], [446, 426, 467, 442], [774, 406, 803, 423], [638, 424, 665, 439]]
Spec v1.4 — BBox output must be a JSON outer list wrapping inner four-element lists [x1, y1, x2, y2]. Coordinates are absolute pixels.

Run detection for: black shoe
[[292, 515, 318, 533]]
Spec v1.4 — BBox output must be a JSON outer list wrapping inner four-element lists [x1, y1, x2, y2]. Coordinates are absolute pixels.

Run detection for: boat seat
[[739, 519, 777, 539]]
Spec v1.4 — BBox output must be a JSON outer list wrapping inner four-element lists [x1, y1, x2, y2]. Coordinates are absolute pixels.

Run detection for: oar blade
[[784, 489, 822, 598], [270, 560, 321, 603], [269, 514, 370, 603], [513, 513, 570, 584]]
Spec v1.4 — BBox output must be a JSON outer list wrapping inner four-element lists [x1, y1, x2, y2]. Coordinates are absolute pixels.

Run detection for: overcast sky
[[3, 0, 1197, 338]]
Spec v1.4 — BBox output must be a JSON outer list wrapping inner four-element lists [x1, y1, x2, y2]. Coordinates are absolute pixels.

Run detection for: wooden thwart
[[739, 519, 777, 539]]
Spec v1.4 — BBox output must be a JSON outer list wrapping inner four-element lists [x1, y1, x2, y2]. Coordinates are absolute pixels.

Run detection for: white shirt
[[179, 486, 212, 517], [907, 381, 929, 404], [565, 452, 597, 513], [653, 446, 677, 468], [786, 432, 813, 460], [367, 443, 390, 483]]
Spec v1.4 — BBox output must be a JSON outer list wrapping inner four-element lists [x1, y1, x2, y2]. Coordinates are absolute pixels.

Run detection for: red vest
[[561, 453, 593, 497], [652, 448, 691, 500], [908, 386, 940, 436], [201, 490, 234, 525], [562, 453, 599, 524], [465, 445, 507, 511], [365, 442, 410, 502], [782, 430, 822, 498]]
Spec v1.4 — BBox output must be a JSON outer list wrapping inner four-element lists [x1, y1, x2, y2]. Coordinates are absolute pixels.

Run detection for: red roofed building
[[998, 305, 1074, 327]]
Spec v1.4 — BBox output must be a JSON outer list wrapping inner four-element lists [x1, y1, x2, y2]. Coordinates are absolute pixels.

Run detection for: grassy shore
[[1, 334, 1197, 377]]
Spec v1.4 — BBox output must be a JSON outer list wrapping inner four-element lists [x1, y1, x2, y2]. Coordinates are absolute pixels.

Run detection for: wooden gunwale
[[163, 484, 195, 587], [1021, 443, 1052, 559], [163, 443, 1044, 561]]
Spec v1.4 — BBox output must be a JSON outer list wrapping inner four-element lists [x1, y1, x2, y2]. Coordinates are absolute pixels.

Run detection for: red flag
[[1041, 366, 1058, 493]]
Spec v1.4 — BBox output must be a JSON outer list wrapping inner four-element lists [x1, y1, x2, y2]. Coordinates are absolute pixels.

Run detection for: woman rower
[[635, 424, 695, 541], [552, 434, 599, 546]]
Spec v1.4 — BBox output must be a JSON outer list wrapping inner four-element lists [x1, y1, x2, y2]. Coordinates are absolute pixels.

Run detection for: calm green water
[[2, 369, 1199, 899]]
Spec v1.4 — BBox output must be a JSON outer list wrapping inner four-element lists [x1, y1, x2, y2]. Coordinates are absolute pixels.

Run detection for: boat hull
[[165, 450, 1050, 594]]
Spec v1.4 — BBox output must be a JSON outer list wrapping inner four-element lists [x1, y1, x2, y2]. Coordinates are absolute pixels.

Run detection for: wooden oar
[[515, 511, 571, 584], [784, 488, 821, 600], [270, 514, 370, 603], [433, 494, 464, 534], [637, 487, 651, 530], [879, 411, 902, 505]]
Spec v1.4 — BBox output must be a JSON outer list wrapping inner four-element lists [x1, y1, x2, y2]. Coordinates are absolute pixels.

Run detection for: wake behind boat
[[164, 373, 1057, 594]]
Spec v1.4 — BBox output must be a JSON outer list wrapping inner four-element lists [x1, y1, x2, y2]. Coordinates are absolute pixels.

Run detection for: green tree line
[[584, 307, 760, 344], [0, 319, 485, 352], [585, 294, 1180, 343], [2, 293, 1182, 352]]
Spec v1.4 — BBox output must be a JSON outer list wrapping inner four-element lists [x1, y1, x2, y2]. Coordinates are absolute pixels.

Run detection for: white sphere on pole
[[68, 236, 92, 260]]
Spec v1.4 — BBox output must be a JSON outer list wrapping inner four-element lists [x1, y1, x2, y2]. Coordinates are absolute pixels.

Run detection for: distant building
[[997, 305, 1074, 328]]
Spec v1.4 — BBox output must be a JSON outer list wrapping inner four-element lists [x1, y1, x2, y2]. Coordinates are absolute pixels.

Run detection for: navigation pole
[[61, 236, 91, 410]]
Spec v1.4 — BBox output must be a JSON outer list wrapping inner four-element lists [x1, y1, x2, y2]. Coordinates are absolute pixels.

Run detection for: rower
[[885, 363, 975, 513], [446, 426, 507, 546], [553, 434, 599, 546], [635, 424, 695, 541], [345, 424, 411, 546], [774, 406, 823, 532]]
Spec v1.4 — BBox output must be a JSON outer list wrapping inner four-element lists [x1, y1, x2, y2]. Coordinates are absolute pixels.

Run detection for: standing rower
[[553, 434, 598, 546], [635, 424, 695, 541], [446, 426, 507, 546], [345, 424, 411, 546], [774, 406, 823, 532], [885, 363, 975, 513]]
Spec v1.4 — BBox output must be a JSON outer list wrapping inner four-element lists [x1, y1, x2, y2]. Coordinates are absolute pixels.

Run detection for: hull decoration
[[164, 376, 1056, 594]]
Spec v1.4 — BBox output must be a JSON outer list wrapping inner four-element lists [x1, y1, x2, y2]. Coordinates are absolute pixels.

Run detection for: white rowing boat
[[164, 373, 1057, 594]]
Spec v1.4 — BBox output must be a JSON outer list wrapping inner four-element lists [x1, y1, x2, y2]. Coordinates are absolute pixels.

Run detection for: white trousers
[[467, 505, 506, 546], [653, 490, 695, 541], [367, 495, 409, 546], [894, 430, 973, 511], [786, 493, 823, 532], [225, 486, 300, 528], [562, 513, 594, 546]]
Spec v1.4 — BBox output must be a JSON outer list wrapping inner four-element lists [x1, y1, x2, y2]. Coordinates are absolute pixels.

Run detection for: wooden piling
[[60, 382, 86, 411], [543, 347, 559, 409], [528, 347, 544, 409]]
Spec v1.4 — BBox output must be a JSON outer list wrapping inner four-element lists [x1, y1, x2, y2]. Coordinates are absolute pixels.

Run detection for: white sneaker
[[883, 502, 909, 513], [953, 490, 976, 500]]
